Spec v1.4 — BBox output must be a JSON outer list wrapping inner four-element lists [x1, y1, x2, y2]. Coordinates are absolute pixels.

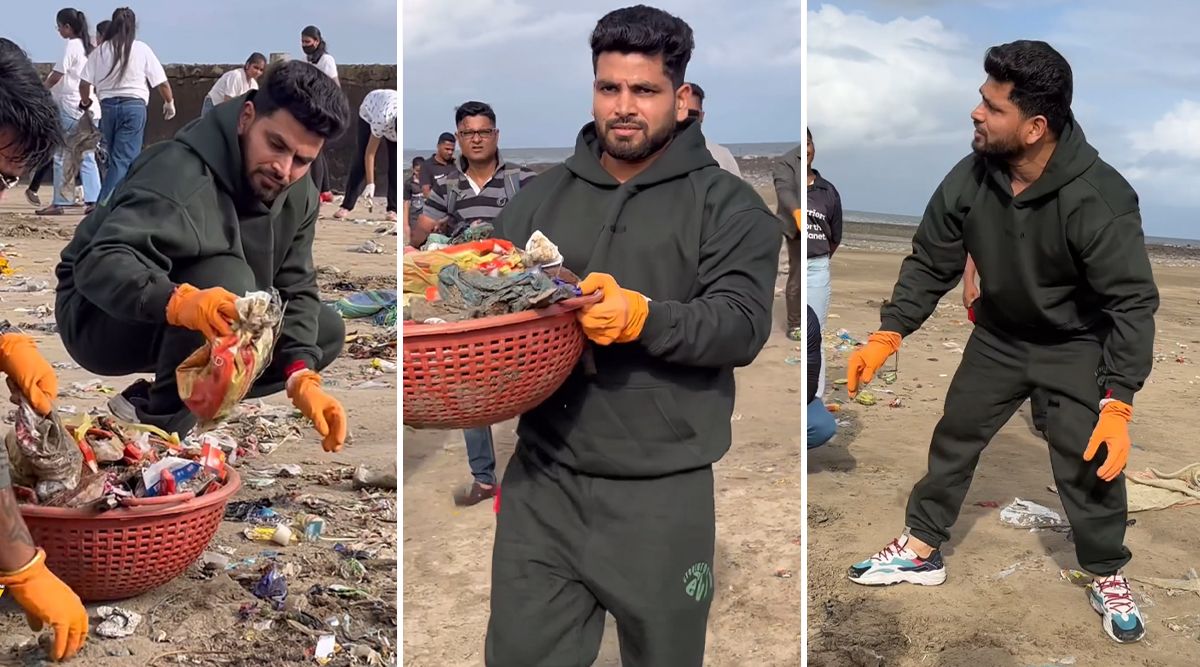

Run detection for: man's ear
[[237, 102, 256, 135], [675, 83, 692, 122]]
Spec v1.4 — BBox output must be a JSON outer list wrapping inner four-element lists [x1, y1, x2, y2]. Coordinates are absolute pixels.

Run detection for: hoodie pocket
[[586, 385, 697, 443]]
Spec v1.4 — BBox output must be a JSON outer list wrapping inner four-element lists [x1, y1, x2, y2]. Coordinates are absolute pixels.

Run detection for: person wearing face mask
[[483, 7, 779, 664], [55, 61, 352, 454], [36, 7, 103, 216], [202, 53, 267, 116], [300, 25, 337, 204]]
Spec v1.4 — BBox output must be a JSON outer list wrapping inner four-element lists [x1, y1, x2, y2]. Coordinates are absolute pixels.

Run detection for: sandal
[[34, 205, 67, 216]]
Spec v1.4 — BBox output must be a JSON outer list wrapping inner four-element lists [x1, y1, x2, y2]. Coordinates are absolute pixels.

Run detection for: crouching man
[[54, 60, 351, 451]]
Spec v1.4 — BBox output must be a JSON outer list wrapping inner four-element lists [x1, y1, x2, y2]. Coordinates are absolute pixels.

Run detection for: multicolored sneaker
[[847, 535, 947, 586], [1088, 573, 1145, 643], [787, 327, 803, 342]]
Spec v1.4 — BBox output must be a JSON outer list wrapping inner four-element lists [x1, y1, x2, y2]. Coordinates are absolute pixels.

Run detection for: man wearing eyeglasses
[[0, 37, 90, 663], [412, 100, 537, 506]]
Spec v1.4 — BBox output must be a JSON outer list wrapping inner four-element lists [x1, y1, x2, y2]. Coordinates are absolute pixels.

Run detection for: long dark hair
[[56, 8, 93, 55], [301, 25, 327, 64], [104, 7, 137, 81], [95, 20, 110, 45]]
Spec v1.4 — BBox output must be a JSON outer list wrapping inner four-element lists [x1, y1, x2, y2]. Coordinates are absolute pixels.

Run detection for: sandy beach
[[808, 223, 1200, 666], [401, 178, 804, 666], [0, 192, 399, 667]]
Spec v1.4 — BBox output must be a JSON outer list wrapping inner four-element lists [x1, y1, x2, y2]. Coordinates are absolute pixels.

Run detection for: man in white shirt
[[685, 82, 742, 178], [202, 53, 266, 116]]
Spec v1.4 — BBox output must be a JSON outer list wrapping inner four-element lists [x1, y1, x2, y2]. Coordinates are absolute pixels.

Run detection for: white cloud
[[1129, 100, 1200, 161], [807, 4, 978, 148], [402, 0, 595, 59]]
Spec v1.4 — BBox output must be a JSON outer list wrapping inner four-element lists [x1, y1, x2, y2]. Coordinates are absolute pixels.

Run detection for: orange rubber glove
[[287, 370, 348, 452], [1083, 400, 1133, 482], [0, 549, 87, 662], [792, 209, 804, 232], [577, 273, 649, 345], [0, 334, 57, 416], [846, 331, 902, 397], [165, 284, 238, 340]]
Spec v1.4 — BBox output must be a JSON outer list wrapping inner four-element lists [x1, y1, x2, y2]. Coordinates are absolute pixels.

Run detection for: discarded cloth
[[59, 110, 100, 204], [1127, 463, 1200, 512], [331, 289, 397, 319], [405, 264, 576, 323]]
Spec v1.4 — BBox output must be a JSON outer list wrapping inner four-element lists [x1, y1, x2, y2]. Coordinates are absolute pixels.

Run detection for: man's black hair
[[437, 132, 456, 145], [589, 5, 694, 89], [412, 155, 425, 167], [807, 127, 812, 140], [0, 38, 61, 172], [983, 40, 1073, 137], [455, 101, 496, 126], [251, 60, 349, 140], [687, 81, 705, 103]]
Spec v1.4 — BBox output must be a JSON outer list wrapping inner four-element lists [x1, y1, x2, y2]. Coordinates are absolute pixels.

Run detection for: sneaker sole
[[848, 568, 947, 586], [1088, 591, 1146, 644]]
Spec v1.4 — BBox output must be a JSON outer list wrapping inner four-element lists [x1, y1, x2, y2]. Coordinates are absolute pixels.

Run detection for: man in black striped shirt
[[413, 101, 538, 506]]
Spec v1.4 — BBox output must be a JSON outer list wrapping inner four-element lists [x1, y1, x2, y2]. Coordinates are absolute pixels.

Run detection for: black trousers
[[340, 117, 397, 213], [905, 324, 1131, 575], [785, 234, 804, 329], [56, 255, 344, 434], [310, 150, 331, 194], [486, 445, 715, 666], [28, 161, 53, 191]]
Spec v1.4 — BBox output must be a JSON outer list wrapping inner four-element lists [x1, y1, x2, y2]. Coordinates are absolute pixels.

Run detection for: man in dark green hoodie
[[844, 41, 1158, 645], [54, 60, 352, 452], [483, 6, 781, 666]]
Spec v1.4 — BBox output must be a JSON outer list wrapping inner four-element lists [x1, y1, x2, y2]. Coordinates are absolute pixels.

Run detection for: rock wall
[[36, 62, 398, 189]]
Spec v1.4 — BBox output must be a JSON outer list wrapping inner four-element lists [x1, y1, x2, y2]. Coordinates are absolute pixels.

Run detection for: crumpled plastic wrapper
[[177, 290, 283, 431], [94, 606, 142, 638], [4, 397, 82, 503], [525, 230, 563, 267]]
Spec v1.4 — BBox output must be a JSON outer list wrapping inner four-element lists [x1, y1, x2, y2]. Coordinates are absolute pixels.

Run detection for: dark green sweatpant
[[906, 324, 1132, 575], [486, 445, 715, 667]]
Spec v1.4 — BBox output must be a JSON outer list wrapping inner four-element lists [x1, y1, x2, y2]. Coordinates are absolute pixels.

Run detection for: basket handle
[[119, 492, 197, 508]]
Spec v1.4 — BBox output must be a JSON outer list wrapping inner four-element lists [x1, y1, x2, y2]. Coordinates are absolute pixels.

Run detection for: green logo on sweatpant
[[683, 562, 714, 602]]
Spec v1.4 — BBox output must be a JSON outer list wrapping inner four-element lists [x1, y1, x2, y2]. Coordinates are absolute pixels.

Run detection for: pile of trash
[[5, 400, 235, 510], [402, 231, 580, 324]]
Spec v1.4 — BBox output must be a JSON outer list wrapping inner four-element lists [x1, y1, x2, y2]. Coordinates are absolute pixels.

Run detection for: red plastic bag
[[177, 291, 283, 430]]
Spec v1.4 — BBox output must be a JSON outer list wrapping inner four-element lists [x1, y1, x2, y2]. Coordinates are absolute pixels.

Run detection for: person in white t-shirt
[[36, 8, 103, 215], [301, 25, 338, 203], [333, 89, 398, 221], [79, 7, 175, 204], [202, 53, 266, 116]]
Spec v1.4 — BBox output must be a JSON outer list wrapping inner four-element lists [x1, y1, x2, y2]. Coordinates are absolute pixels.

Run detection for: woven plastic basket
[[19, 468, 242, 602], [403, 294, 599, 429]]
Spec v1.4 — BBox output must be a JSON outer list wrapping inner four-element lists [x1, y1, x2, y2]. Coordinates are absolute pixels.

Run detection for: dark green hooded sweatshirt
[[881, 119, 1159, 404], [55, 92, 323, 370], [494, 119, 782, 477]]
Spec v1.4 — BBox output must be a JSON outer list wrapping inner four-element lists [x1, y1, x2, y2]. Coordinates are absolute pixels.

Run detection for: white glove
[[362, 183, 376, 201], [163, 100, 176, 121]]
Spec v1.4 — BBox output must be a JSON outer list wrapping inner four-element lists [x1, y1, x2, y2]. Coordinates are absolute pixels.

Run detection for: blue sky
[[4, 2, 396, 64], [809, 0, 1200, 239], [402, 0, 802, 150]]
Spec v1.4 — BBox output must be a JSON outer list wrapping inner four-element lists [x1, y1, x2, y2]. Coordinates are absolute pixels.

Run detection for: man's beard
[[599, 116, 676, 162], [972, 128, 1022, 160], [250, 167, 286, 203]]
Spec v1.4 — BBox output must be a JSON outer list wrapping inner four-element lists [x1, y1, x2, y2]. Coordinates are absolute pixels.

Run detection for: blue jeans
[[464, 427, 496, 485], [808, 255, 831, 397], [807, 398, 836, 449], [98, 97, 147, 204], [201, 97, 215, 116], [52, 108, 101, 206]]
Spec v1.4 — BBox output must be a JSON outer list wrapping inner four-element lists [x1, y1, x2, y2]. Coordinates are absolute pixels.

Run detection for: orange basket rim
[[19, 467, 243, 520], [403, 292, 600, 338]]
